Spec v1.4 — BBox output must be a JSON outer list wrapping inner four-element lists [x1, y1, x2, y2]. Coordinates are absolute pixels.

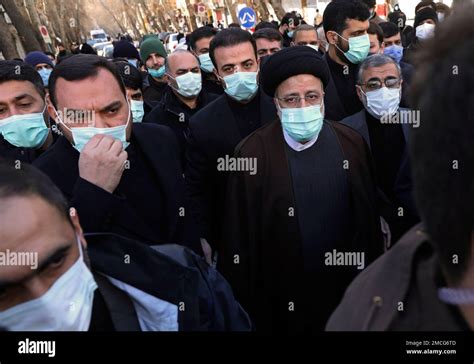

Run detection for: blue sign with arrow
[[238, 7, 256, 29]]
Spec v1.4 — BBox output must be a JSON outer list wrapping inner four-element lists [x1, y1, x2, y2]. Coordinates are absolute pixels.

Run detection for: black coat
[[144, 87, 219, 167], [0, 136, 42, 164], [143, 74, 168, 111], [400, 61, 414, 108], [185, 90, 277, 248], [326, 223, 469, 331], [0, 128, 58, 164], [87, 232, 252, 331], [323, 53, 357, 122], [219, 120, 384, 333], [339, 109, 419, 240], [33, 123, 201, 254]]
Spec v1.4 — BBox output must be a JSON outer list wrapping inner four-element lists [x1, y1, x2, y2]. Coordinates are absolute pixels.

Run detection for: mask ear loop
[[76, 234, 85, 259]]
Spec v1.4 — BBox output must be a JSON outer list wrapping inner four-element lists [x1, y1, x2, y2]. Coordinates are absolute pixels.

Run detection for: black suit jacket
[[144, 88, 219, 167], [33, 123, 201, 254], [185, 89, 277, 248], [322, 54, 352, 122]]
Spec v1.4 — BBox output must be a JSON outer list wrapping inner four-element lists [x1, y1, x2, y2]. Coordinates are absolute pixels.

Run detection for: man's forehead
[[55, 69, 124, 109], [169, 53, 199, 68], [279, 74, 323, 92], [215, 42, 254, 59], [0, 197, 74, 272], [344, 19, 369, 32], [296, 30, 318, 39], [364, 64, 399, 79], [0, 80, 40, 103]]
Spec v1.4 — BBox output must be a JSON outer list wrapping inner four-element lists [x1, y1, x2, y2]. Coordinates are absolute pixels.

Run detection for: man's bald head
[[165, 50, 200, 77]]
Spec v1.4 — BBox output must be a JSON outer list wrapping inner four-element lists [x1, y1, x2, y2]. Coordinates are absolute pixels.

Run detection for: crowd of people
[[0, 0, 472, 333]]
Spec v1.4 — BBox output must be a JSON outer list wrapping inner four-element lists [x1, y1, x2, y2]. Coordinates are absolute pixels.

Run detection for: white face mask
[[361, 87, 401, 119], [416, 22, 435, 40], [0, 236, 97, 331], [54, 100, 131, 153]]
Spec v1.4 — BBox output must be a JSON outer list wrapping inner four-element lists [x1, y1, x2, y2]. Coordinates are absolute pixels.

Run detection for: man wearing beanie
[[218, 46, 383, 333], [404, 7, 438, 63], [113, 40, 141, 67], [24, 51, 54, 87], [139, 37, 168, 107]]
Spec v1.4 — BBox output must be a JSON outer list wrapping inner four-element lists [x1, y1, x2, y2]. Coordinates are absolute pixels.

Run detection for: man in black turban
[[218, 46, 384, 333]]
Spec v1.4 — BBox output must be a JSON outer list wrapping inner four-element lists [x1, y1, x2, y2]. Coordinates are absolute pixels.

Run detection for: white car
[[165, 33, 179, 53]]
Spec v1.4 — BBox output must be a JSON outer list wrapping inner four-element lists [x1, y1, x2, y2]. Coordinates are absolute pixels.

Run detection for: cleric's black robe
[[218, 120, 383, 333]]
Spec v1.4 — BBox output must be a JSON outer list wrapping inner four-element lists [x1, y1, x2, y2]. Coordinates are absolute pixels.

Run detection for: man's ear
[[46, 93, 57, 122], [69, 207, 87, 249], [356, 85, 363, 102], [326, 30, 338, 45]]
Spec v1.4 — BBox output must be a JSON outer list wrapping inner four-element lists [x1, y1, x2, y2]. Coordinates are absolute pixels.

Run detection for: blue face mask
[[38, 68, 52, 87], [148, 65, 165, 78], [287, 30, 294, 38], [223, 72, 258, 102], [198, 53, 214, 73], [54, 101, 131, 153], [130, 100, 144, 123], [0, 107, 49, 148], [277, 102, 324, 142], [384, 45, 404, 64], [336, 33, 370, 64]]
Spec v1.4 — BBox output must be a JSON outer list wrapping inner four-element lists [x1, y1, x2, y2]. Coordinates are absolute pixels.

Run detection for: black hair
[[368, 21, 384, 44], [280, 12, 301, 27], [0, 160, 70, 223], [410, 3, 474, 284], [111, 59, 143, 91], [323, 0, 370, 35], [415, 0, 437, 13], [228, 23, 241, 28], [0, 60, 44, 98], [255, 21, 278, 31], [252, 28, 283, 43], [379, 21, 400, 38], [48, 54, 126, 108], [361, 0, 376, 8], [188, 26, 218, 51], [209, 28, 257, 69]]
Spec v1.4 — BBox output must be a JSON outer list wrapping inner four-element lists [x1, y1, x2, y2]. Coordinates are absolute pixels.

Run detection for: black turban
[[414, 7, 438, 29], [260, 46, 330, 97]]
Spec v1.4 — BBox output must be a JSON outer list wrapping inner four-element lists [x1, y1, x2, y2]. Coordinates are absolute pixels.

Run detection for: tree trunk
[[44, 0, 66, 43], [185, 0, 197, 31], [268, 0, 286, 20], [0, 11, 20, 58], [122, 0, 141, 38], [2, 0, 43, 51], [254, 0, 270, 21], [132, 1, 147, 34], [99, 0, 127, 34], [224, 0, 238, 24], [23, 0, 48, 50]]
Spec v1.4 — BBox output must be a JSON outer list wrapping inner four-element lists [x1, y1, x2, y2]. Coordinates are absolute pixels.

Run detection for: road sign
[[197, 2, 206, 14], [39, 25, 52, 44], [238, 7, 256, 29]]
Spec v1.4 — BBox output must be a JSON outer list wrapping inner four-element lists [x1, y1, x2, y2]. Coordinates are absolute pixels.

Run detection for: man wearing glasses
[[219, 46, 384, 333], [341, 54, 419, 243]]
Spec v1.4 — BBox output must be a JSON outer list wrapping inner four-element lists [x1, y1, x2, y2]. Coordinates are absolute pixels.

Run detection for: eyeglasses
[[276, 93, 322, 107], [359, 77, 401, 92]]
